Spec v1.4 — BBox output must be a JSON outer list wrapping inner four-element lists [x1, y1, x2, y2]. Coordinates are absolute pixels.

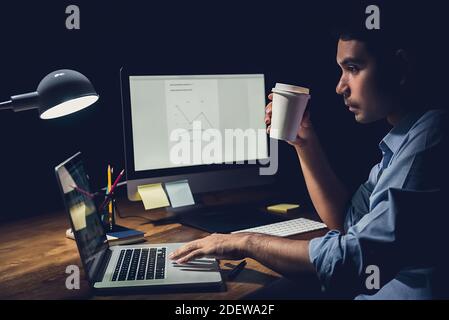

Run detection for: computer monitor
[[120, 69, 275, 202]]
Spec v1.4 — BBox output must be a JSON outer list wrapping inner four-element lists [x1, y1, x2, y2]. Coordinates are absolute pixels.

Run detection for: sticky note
[[267, 203, 300, 214], [137, 183, 170, 210], [69, 203, 87, 231], [165, 180, 195, 208]]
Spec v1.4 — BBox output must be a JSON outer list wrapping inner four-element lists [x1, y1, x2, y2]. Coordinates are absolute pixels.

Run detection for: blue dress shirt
[[309, 109, 449, 299]]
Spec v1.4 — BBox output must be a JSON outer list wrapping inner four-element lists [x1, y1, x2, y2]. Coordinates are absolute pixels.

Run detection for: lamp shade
[[1, 69, 98, 119], [37, 70, 99, 119]]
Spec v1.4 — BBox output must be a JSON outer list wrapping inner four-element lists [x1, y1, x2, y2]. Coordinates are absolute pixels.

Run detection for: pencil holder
[[98, 192, 117, 232]]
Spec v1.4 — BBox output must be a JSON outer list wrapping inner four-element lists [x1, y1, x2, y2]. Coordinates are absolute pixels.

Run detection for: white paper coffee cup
[[270, 83, 310, 142]]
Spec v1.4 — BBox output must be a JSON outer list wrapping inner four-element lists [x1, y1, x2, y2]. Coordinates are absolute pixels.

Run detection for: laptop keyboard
[[112, 247, 167, 281]]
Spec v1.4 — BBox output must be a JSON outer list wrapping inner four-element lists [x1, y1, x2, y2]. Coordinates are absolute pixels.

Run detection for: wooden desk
[[0, 194, 326, 300]]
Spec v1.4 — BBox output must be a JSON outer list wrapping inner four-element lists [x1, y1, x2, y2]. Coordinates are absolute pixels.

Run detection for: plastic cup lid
[[274, 83, 310, 95], [271, 88, 310, 97]]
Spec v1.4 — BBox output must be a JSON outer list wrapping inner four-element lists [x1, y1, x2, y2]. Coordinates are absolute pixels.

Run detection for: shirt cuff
[[308, 230, 341, 277]]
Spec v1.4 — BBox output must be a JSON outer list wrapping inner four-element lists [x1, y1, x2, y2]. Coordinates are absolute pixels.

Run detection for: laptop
[[55, 152, 223, 292]]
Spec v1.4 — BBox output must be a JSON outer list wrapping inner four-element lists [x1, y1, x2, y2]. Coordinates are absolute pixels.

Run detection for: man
[[169, 4, 448, 299]]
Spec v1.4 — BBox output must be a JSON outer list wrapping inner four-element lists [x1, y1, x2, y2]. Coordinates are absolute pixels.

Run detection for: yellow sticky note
[[267, 203, 300, 214], [137, 183, 170, 210]]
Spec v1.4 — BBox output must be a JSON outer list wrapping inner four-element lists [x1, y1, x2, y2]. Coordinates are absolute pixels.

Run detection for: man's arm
[[293, 128, 350, 231], [169, 233, 315, 278], [245, 233, 315, 277], [265, 95, 350, 231]]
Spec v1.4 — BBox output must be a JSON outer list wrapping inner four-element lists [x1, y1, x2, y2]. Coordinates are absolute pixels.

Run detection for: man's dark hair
[[332, 2, 396, 54], [330, 0, 448, 108]]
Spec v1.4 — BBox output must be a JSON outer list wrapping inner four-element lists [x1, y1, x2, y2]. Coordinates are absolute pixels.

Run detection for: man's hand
[[168, 233, 252, 264], [169, 232, 315, 277], [265, 93, 313, 148]]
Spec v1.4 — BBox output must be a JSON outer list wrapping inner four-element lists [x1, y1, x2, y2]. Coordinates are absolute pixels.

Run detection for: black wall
[[0, 1, 445, 222]]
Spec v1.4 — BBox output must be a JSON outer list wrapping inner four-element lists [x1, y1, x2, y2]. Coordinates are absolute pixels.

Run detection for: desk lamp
[[0, 69, 98, 119], [1, 69, 101, 239]]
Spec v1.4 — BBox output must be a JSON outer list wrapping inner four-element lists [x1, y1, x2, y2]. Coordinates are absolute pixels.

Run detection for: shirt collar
[[379, 110, 425, 155]]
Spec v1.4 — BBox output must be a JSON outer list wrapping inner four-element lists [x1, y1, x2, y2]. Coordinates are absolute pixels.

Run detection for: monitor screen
[[128, 74, 268, 171], [55, 153, 108, 282]]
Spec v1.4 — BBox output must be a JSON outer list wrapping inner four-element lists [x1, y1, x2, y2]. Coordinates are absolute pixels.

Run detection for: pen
[[108, 165, 112, 210], [109, 169, 125, 194], [100, 181, 126, 191], [227, 260, 247, 280], [100, 169, 125, 210], [107, 165, 112, 229]]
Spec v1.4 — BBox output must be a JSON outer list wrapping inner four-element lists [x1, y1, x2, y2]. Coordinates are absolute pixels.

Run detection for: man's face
[[336, 39, 394, 123]]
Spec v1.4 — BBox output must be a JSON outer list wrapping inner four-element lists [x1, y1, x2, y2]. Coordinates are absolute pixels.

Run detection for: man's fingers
[[169, 242, 199, 260], [265, 102, 272, 114], [268, 93, 273, 100], [287, 136, 305, 147], [265, 116, 271, 125], [265, 103, 272, 125], [176, 249, 205, 264]]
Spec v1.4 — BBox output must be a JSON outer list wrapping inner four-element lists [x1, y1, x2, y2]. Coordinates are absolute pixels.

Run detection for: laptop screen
[[55, 152, 108, 282]]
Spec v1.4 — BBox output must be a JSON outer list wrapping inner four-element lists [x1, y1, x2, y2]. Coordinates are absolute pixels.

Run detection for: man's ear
[[395, 49, 411, 86]]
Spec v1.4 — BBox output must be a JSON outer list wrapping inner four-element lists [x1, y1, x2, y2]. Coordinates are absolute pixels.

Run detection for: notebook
[[66, 225, 145, 246]]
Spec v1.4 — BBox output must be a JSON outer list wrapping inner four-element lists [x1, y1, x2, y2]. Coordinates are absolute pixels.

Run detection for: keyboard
[[232, 218, 327, 237], [112, 247, 167, 281]]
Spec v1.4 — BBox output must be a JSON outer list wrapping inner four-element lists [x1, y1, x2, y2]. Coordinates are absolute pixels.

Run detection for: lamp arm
[[0, 100, 13, 110], [1, 92, 39, 112], [9, 92, 39, 112]]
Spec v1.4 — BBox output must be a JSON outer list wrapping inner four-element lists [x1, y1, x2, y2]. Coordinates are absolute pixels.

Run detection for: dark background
[[0, 0, 446, 222]]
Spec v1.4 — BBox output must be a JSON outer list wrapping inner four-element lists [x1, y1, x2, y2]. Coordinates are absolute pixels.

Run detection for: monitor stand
[[177, 204, 288, 234]]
